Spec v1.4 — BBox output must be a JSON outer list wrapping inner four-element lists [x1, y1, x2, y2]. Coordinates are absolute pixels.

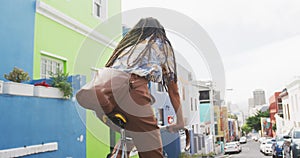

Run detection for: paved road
[[216, 139, 272, 158]]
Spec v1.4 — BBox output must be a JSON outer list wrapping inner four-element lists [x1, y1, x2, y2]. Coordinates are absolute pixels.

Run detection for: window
[[40, 56, 64, 78], [199, 90, 210, 100], [195, 98, 198, 111], [157, 83, 164, 92], [214, 124, 218, 135], [158, 108, 164, 126], [93, 0, 107, 20], [190, 98, 193, 111], [182, 86, 185, 100], [293, 131, 300, 139]]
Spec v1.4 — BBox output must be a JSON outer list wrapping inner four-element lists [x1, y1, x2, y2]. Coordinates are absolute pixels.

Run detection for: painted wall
[[33, 1, 122, 157], [33, 13, 113, 79], [33, 14, 115, 157], [269, 92, 280, 137], [33, 0, 122, 79], [177, 64, 200, 127], [40, 0, 121, 30], [0, 76, 86, 157], [269, 92, 280, 122], [150, 82, 185, 157], [199, 103, 211, 123], [260, 117, 272, 137], [287, 79, 300, 123], [161, 131, 181, 158], [0, 0, 35, 80], [221, 107, 229, 141], [1, 0, 122, 157], [214, 106, 221, 136]]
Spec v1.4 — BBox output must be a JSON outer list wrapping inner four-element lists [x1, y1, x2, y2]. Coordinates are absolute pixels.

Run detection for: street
[[217, 139, 272, 158]]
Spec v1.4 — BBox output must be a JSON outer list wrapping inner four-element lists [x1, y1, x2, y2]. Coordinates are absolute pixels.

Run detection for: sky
[[121, 0, 300, 114]]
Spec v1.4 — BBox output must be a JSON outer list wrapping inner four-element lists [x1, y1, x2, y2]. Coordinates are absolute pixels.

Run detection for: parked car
[[224, 142, 241, 154], [233, 141, 242, 152], [283, 127, 300, 158], [239, 136, 247, 144], [259, 137, 267, 143], [252, 136, 258, 141], [260, 139, 273, 155], [272, 136, 284, 158]]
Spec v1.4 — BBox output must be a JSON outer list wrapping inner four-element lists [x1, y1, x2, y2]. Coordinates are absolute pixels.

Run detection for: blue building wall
[[161, 130, 181, 158], [0, 0, 36, 80], [0, 76, 86, 157], [151, 89, 182, 157], [163, 99, 176, 126]]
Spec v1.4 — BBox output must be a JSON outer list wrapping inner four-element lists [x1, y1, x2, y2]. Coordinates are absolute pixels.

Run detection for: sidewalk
[[214, 151, 231, 158], [214, 145, 229, 158], [214, 154, 230, 158]]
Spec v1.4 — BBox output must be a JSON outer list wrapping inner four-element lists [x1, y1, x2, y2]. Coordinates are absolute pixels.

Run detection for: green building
[[33, 0, 122, 157]]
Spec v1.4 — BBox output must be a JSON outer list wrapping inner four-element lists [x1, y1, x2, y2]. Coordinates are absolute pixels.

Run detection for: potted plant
[[33, 81, 64, 98], [3, 67, 34, 96], [49, 70, 73, 99]]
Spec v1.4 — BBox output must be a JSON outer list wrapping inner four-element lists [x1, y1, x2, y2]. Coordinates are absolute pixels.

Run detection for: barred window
[[40, 57, 64, 78]]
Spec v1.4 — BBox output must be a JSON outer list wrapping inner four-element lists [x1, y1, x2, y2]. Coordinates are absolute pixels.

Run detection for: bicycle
[[106, 113, 190, 158]]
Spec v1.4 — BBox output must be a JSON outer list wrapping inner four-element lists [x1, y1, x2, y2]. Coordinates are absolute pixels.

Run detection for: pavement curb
[[214, 155, 230, 158]]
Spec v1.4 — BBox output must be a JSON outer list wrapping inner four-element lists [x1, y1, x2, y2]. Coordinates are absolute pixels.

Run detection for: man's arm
[[167, 80, 184, 132]]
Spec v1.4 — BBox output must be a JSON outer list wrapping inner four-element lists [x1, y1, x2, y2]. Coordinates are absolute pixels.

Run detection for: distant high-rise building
[[253, 89, 266, 106], [248, 98, 254, 108]]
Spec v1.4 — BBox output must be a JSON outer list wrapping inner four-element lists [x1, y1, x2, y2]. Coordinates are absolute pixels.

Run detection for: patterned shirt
[[111, 38, 176, 83]]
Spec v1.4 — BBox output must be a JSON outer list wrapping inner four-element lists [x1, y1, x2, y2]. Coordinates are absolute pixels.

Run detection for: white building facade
[[286, 78, 300, 126], [275, 78, 300, 135]]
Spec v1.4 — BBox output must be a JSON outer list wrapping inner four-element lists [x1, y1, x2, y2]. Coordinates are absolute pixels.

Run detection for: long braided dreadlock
[[105, 17, 178, 87]]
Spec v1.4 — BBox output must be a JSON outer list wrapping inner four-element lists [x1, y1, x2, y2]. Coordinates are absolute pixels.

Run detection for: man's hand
[[166, 123, 184, 133]]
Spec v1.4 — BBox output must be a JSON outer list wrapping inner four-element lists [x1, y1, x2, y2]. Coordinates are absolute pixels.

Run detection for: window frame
[[40, 50, 67, 79], [40, 56, 64, 79], [93, 0, 108, 21]]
